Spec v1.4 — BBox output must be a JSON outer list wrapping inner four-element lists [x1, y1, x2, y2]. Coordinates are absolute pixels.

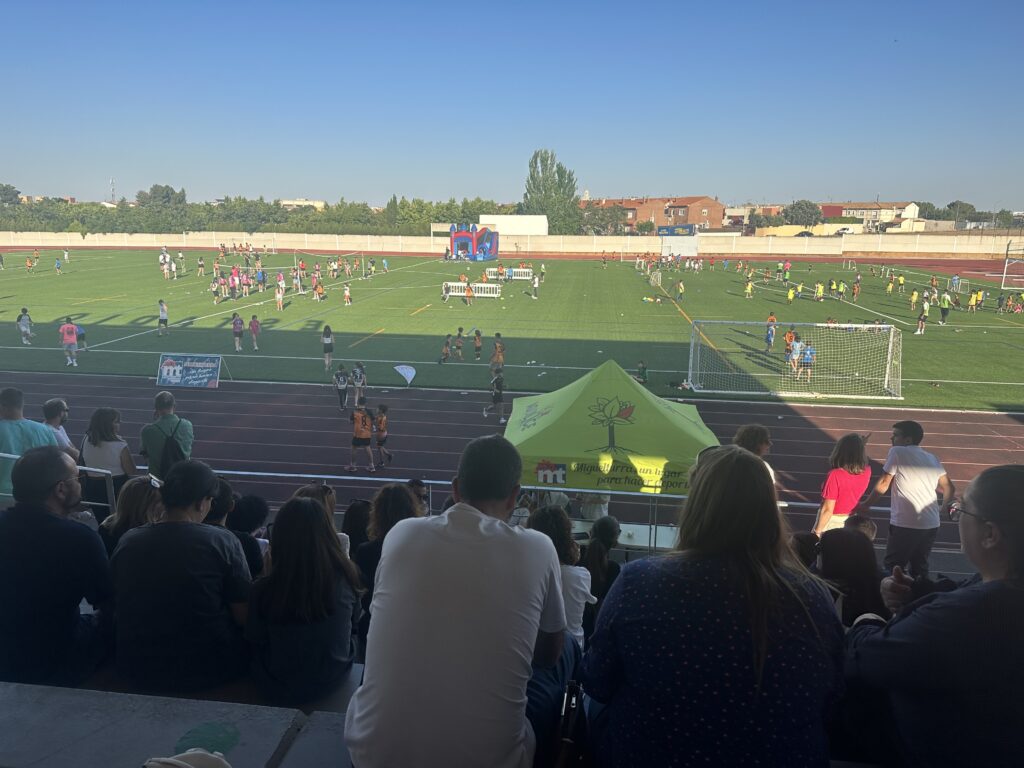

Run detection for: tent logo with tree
[[587, 396, 636, 455]]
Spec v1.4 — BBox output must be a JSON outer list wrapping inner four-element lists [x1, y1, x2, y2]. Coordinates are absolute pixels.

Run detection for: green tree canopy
[[136, 184, 187, 207], [0, 183, 21, 206], [521, 149, 582, 235], [782, 200, 823, 227]]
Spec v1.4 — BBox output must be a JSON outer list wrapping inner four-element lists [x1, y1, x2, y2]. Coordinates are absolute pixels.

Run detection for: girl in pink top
[[58, 316, 79, 367], [813, 433, 872, 536], [249, 315, 261, 351]]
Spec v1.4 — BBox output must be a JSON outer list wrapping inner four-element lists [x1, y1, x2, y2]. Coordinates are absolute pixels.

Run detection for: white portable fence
[[442, 281, 501, 298], [485, 267, 533, 281]]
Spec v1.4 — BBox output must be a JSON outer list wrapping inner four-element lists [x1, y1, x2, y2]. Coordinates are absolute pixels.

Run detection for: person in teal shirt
[[139, 391, 194, 478], [0, 388, 58, 499]]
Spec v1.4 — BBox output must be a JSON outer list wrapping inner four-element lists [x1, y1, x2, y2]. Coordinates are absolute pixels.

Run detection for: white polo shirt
[[883, 445, 946, 530], [345, 503, 566, 768]]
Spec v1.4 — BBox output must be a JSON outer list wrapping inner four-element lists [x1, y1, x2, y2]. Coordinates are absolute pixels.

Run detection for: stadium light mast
[[110, 178, 115, 203]]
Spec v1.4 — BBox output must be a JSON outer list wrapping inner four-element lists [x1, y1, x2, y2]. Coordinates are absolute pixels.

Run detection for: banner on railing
[[156, 353, 223, 389]]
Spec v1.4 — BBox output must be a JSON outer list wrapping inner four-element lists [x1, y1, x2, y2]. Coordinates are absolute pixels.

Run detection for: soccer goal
[[686, 320, 903, 400], [842, 259, 857, 271], [1001, 241, 1024, 291]]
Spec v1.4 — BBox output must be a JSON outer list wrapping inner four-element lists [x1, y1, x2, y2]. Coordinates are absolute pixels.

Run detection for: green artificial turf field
[[1, 248, 1022, 410]]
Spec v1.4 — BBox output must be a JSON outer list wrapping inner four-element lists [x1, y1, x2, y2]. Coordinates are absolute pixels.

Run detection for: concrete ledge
[[0, 682, 304, 768]]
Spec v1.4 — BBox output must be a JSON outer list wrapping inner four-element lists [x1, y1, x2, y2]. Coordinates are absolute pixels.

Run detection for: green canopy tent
[[504, 360, 719, 496]]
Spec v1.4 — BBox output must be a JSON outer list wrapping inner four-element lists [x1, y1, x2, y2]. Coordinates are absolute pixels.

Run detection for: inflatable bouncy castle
[[450, 224, 499, 261]]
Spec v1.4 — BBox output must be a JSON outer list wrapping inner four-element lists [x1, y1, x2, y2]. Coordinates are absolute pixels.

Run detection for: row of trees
[[0, 150, 627, 237], [748, 198, 1017, 230]]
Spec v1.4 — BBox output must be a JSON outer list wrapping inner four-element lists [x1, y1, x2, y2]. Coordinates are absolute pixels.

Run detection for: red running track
[[5, 369, 1021, 549]]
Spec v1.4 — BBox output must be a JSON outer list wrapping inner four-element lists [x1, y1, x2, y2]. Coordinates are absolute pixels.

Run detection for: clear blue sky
[[6, 0, 1022, 210]]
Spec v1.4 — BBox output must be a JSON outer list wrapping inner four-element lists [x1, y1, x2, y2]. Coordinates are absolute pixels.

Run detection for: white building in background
[[278, 198, 327, 211], [477, 214, 548, 236]]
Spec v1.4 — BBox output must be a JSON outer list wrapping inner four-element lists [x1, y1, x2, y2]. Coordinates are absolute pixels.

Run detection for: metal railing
[[1, 452, 116, 517]]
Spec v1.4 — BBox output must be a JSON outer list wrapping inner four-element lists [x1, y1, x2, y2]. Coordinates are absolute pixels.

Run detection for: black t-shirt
[[354, 539, 385, 641], [0, 503, 113, 684], [111, 521, 251, 691], [231, 529, 264, 578]]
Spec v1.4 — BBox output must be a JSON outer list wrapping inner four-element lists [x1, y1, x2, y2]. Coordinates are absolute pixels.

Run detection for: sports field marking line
[[655, 283, 719, 352], [87, 297, 272, 349], [410, 304, 432, 316], [349, 328, 386, 348], [10, 345, 1024, 390], [71, 294, 128, 305], [676, 396, 1024, 416]]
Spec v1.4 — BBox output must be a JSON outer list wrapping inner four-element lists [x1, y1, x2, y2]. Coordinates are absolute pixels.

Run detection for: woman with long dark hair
[[246, 496, 362, 705], [580, 515, 621, 643], [527, 505, 597, 649], [353, 484, 422, 654], [581, 445, 843, 766], [818, 528, 888, 626], [79, 407, 136, 523]]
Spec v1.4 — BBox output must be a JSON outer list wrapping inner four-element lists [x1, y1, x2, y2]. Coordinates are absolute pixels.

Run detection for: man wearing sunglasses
[[855, 420, 953, 579], [0, 446, 112, 686]]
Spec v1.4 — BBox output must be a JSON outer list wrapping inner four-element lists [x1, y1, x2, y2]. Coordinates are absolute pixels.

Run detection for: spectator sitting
[[111, 460, 251, 692], [846, 465, 1024, 766], [732, 423, 778, 489], [292, 482, 350, 556], [818, 529, 888, 626], [42, 398, 79, 462], [790, 531, 821, 569], [205, 478, 263, 578], [0, 387, 58, 499], [79, 407, 136, 523], [341, 498, 372, 553], [843, 513, 878, 541], [345, 435, 570, 768], [527, 504, 597, 649], [812, 433, 871, 536], [98, 475, 164, 557], [139, 391, 194, 480], [405, 478, 430, 514], [353, 484, 422, 656], [581, 445, 844, 767], [0, 446, 112, 685], [228, 494, 271, 558], [580, 515, 622, 643], [246, 496, 362, 705]]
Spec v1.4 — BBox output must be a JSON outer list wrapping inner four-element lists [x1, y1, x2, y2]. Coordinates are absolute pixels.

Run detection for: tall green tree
[[0, 183, 21, 206], [521, 149, 582, 235], [136, 184, 186, 207], [782, 199, 823, 227]]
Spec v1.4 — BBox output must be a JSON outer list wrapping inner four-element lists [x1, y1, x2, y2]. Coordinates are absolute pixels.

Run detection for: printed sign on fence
[[156, 354, 223, 389]]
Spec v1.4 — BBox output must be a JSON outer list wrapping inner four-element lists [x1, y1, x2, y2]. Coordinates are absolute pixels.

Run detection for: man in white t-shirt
[[857, 420, 954, 579], [42, 399, 78, 462], [345, 435, 569, 768]]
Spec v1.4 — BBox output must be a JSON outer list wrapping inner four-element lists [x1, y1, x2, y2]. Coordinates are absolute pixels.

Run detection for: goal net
[[1002, 241, 1024, 292], [687, 320, 902, 399]]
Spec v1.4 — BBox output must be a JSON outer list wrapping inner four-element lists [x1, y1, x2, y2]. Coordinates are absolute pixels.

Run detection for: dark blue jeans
[[527, 635, 581, 767]]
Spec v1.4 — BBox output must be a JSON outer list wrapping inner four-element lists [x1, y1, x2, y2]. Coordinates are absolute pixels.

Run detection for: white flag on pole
[[394, 365, 416, 386]]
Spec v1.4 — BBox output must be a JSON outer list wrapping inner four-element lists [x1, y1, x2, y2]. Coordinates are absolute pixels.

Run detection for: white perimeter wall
[[0, 231, 1015, 259]]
